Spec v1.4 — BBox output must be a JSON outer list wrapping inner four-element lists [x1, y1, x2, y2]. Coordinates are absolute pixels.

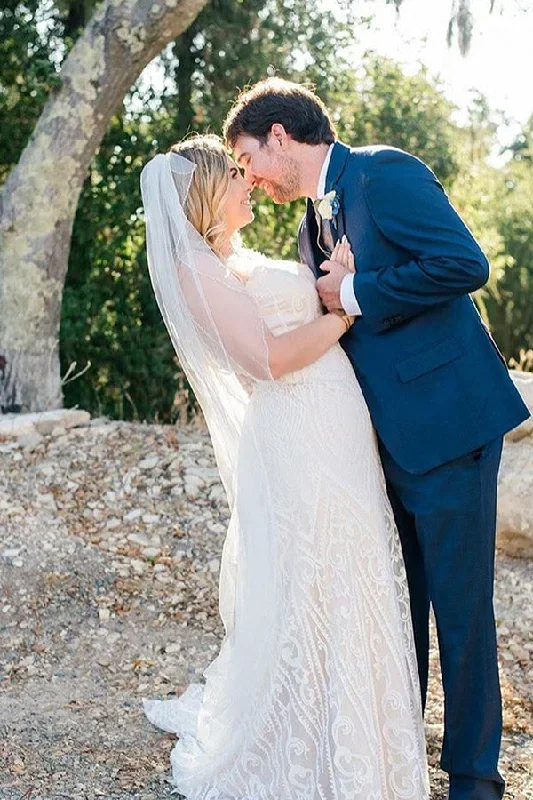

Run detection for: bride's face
[[224, 157, 254, 233]]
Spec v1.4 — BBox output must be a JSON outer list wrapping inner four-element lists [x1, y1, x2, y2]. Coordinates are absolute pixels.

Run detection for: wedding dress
[[143, 251, 429, 800]]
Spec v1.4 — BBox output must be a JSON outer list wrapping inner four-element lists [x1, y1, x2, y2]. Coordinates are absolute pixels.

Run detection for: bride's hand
[[331, 236, 355, 273], [317, 235, 356, 313]]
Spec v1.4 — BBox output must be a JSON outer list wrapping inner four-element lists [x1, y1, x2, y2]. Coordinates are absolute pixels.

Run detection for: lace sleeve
[[177, 249, 273, 383]]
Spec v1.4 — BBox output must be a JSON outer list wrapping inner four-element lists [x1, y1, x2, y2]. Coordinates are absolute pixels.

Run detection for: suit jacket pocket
[[395, 336, 464, 383]]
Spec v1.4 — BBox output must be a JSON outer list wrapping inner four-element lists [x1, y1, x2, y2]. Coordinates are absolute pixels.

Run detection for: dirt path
[[1, 419, 532, 799]]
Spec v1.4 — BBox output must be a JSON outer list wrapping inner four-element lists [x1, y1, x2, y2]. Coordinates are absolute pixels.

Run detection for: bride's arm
[[267, 313, 347, 379], [180, 247, 351, 382]]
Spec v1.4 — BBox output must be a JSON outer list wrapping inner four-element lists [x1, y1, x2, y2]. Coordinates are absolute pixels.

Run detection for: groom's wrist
[[340, 274, 362, 316]]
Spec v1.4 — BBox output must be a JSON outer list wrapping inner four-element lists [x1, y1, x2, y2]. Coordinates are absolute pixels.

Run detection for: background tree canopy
[[1, 0, 531, 421]]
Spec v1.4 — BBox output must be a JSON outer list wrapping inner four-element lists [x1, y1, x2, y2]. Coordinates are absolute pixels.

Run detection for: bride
[[140, 133, 429, 800]]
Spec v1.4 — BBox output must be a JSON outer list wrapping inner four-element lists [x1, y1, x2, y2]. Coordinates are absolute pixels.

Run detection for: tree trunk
[[174, 23, 198, 137], [0, 0, 208, 413]]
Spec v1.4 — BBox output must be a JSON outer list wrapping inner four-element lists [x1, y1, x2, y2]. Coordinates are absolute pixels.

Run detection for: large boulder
[[497, 370, 533, 558]]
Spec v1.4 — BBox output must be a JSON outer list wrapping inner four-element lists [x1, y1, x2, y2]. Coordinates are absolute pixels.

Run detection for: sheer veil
[[139, 151, 279, 754], [140, 151, 273, 505]]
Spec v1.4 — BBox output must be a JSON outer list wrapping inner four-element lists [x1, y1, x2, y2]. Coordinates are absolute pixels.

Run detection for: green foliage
[[449, 105, 533, 367], [2, 0, 531, 422], [60, 0, 354, 421], [61, 44, 470, 421], [475, 145, 533, 365], [335, 57, 460, 187], [0, 1, 61, 182], [60, 111, 182, 421]]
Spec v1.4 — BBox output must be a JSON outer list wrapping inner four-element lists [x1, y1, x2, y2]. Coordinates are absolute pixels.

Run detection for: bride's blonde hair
[[169, 134, 234, 259]]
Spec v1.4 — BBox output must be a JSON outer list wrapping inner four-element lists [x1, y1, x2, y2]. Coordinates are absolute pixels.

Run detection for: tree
[[0, 0, 208, 413], [335, 57, 460, 187]]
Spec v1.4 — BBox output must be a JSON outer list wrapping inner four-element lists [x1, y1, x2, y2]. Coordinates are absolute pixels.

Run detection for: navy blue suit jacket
[[298, 142, 530, 474]]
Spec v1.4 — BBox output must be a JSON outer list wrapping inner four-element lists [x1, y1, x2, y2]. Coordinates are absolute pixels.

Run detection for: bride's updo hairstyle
[[169, 134, 231, 259]]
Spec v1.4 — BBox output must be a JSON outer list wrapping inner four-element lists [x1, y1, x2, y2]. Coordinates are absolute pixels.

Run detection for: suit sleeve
[[351, 149, 489, 333]]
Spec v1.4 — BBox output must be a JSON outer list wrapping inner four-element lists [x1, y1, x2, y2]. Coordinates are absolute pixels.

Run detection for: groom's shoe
[[448, 776, 505, 800]]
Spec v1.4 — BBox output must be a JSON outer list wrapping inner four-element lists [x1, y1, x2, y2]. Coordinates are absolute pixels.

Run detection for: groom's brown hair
[[223, 78, 337, 149]]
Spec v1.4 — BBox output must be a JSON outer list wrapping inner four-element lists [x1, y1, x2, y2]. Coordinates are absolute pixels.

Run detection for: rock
[[207, 522, 226, 535], [18, 433, 44, 451], [51, 426, 68, 437], [497, 433, 533, 558], [509, 643, 531, 663], [506, 370, 533, 442], [497, 371, 533, 558], [127, 532, 150, 547], [2, 548, 21, 558], [209, 485, 226, 502], [141, 546, 161, 559], [184, 483, 201, 499], [130, 559, 146, 575], [0, 408, 91, 438], [142, 514, 160, 524], [88, 416, 109, 427], [37, 492, 57, 512], [138, 455, 160, 470]]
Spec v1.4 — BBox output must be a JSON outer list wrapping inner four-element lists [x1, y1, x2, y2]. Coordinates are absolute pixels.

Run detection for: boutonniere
[[316, 190, 340, 221]]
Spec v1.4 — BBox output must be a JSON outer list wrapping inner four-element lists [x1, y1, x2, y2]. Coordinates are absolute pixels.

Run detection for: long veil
[[140, 151, 273, 504], [139, 151, 279, 777]]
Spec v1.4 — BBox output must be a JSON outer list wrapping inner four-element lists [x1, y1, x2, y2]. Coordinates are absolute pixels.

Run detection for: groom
[[224, 78, 530, 800]]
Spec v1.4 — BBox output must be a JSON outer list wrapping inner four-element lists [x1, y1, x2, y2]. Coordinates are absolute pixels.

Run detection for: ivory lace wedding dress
[[143, 253, 429, 800]]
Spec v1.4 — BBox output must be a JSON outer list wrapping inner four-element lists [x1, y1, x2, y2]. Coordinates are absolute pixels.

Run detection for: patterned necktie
[[313, 198, 336, 256]]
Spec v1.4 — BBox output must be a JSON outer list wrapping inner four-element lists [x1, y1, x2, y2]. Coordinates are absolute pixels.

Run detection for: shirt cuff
[[340, 274, 362, 316]]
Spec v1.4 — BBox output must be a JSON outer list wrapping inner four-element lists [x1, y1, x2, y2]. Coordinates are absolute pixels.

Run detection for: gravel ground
[[0, 418, 532, 800]]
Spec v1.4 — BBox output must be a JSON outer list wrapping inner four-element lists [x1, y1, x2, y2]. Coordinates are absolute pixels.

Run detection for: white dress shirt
[[315, 144, 361, 316]]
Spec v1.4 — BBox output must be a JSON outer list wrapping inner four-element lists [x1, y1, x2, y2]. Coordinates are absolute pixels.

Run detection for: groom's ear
[[270, 124, 289, 150]]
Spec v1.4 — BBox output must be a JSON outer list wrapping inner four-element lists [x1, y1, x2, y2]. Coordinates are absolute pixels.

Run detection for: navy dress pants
[[378, 435, 505, 800]]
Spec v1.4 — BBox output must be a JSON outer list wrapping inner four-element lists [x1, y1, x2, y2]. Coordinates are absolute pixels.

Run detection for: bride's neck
[[219, 235, 240, 263], [219, 242, 234, 261]]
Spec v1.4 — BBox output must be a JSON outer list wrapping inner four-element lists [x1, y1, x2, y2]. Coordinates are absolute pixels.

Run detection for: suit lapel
[[299, 142, 351, 277], [300, 200, 327, 278], [325, 141, 350, 243], [325, 141, 351, 195]]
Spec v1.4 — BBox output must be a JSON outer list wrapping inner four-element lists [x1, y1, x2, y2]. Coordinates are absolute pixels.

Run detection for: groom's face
[[233, 131, 301, 204]]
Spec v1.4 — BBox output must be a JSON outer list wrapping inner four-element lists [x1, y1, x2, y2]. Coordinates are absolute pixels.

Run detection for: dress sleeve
[[178, 249, 274, 382]]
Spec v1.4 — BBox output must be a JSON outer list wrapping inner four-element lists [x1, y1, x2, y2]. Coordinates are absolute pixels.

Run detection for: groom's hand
[[317, 236, 356, 312]]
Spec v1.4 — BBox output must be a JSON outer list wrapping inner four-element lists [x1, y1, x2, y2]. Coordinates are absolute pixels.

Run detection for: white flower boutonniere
[[316, 190, 339, 221]]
